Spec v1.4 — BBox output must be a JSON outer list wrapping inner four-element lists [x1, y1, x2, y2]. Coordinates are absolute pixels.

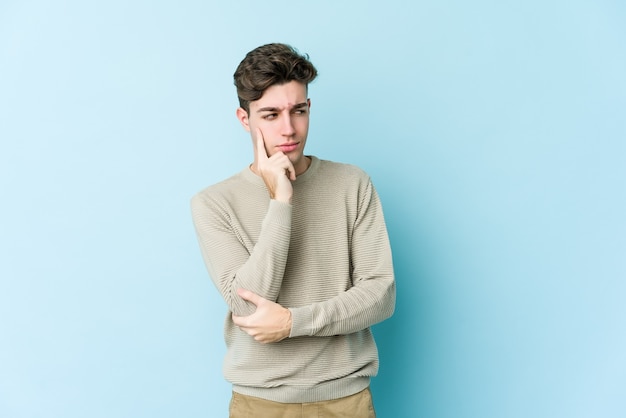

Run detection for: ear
[[236, 107, 250, 132], [307, 98, 311, 112]]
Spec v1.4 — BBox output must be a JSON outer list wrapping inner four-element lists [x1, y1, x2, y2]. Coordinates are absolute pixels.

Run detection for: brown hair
[[234, 43, 318, 113]]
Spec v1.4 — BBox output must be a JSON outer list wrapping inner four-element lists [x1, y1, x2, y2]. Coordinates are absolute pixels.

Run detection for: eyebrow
[[256, 102, 308, 113]]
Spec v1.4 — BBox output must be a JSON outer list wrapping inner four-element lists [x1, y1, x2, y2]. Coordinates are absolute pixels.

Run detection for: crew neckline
[[242, 156, 319, 186]]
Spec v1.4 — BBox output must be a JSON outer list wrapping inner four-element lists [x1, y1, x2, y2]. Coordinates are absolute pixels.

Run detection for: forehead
[[251, 81, 308, 110]]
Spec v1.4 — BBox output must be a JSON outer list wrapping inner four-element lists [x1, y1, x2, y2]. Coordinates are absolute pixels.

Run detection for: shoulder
[[191, 169, 254, 209], [303, 157, 374, 204], [315, 158, 371, 183]]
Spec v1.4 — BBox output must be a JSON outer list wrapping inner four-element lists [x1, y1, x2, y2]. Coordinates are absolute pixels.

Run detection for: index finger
[[255, 128, 269, 162]]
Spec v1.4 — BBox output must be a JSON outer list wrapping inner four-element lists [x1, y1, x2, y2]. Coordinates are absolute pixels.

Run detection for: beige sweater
[[191, 156, 395, 403]]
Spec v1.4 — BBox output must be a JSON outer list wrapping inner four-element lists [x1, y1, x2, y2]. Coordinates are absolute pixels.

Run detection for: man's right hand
[[253, 128, 296, 203]]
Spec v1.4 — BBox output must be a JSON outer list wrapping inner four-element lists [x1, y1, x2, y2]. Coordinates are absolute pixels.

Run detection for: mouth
[[278, 142, 299, 153]]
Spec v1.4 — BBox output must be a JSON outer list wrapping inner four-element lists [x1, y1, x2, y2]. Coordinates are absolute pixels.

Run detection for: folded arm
[[232, 180, 396, 341], [191, 196, 292, 316]]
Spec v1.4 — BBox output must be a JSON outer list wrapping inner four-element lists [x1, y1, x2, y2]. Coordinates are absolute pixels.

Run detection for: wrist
[[284, 308, 293, 338], [272, 190, 292, 204]]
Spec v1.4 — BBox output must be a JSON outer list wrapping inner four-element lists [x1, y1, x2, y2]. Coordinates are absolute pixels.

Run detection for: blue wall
[[1, 1, 624, 417]]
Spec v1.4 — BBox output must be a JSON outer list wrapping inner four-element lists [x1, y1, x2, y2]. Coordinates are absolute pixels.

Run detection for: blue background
[[1, 1, 624, 417]]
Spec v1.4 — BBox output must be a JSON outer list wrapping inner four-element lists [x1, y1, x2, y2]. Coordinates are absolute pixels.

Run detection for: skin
[[232, 81, 312, 343], [233, 288, 292, 344], [236, 80, 312, 204]]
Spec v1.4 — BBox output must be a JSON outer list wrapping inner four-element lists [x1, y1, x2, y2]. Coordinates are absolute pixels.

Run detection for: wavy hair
[[234, 43, 318, 113]]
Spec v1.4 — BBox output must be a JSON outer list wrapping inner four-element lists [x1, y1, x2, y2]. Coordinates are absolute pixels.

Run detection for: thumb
[[237, 288, 263, 306]]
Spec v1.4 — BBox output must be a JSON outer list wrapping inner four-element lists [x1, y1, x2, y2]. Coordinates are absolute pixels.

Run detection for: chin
[[290, 153, 305, 162]]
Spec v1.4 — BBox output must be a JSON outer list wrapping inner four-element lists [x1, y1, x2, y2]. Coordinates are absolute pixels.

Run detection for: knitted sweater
[[191, 156, 395, 403]]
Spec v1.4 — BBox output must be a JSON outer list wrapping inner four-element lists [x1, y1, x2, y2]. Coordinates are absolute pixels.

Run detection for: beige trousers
[[229, 387, 376, 418]]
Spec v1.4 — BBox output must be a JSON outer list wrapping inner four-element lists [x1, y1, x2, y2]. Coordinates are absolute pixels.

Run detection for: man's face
[[237, 81, 311, 175]]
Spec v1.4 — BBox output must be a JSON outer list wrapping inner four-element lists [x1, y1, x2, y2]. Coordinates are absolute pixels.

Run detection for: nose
[[281, 114, 296, 137]]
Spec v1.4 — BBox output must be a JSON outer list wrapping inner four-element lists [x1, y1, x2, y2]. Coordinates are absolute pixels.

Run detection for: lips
[[278, 143, 299, 153]]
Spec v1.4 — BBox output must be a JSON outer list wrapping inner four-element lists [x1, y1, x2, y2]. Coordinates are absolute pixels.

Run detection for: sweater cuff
[[288, 306, 313, 338]]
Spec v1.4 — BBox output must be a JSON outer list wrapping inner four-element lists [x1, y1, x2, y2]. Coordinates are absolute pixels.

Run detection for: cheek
[[296, 117, 310, 132], [256, 126, 280, 154]]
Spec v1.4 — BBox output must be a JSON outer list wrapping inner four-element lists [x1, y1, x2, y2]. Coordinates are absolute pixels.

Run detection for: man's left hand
[[232, 288, 292, 343]]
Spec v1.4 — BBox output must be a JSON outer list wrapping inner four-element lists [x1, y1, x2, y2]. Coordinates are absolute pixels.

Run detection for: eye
[[293, 108, 307, 115], [262, 113, 278, 120]]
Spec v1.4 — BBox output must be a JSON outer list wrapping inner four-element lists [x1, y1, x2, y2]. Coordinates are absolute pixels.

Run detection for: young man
[[191, 43, 395, 417]]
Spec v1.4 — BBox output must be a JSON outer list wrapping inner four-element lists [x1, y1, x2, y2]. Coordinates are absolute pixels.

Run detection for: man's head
[[234, 44, 318, 175], [234, 43, 318, 114]]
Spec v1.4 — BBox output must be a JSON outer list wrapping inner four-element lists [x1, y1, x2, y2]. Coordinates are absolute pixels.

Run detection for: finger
[[231, 312, 244, 326], [272, 153, 296, 181], [237, 288, 263, 306], [255, 128, 269, 162], [285, 163, 296, 181]]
